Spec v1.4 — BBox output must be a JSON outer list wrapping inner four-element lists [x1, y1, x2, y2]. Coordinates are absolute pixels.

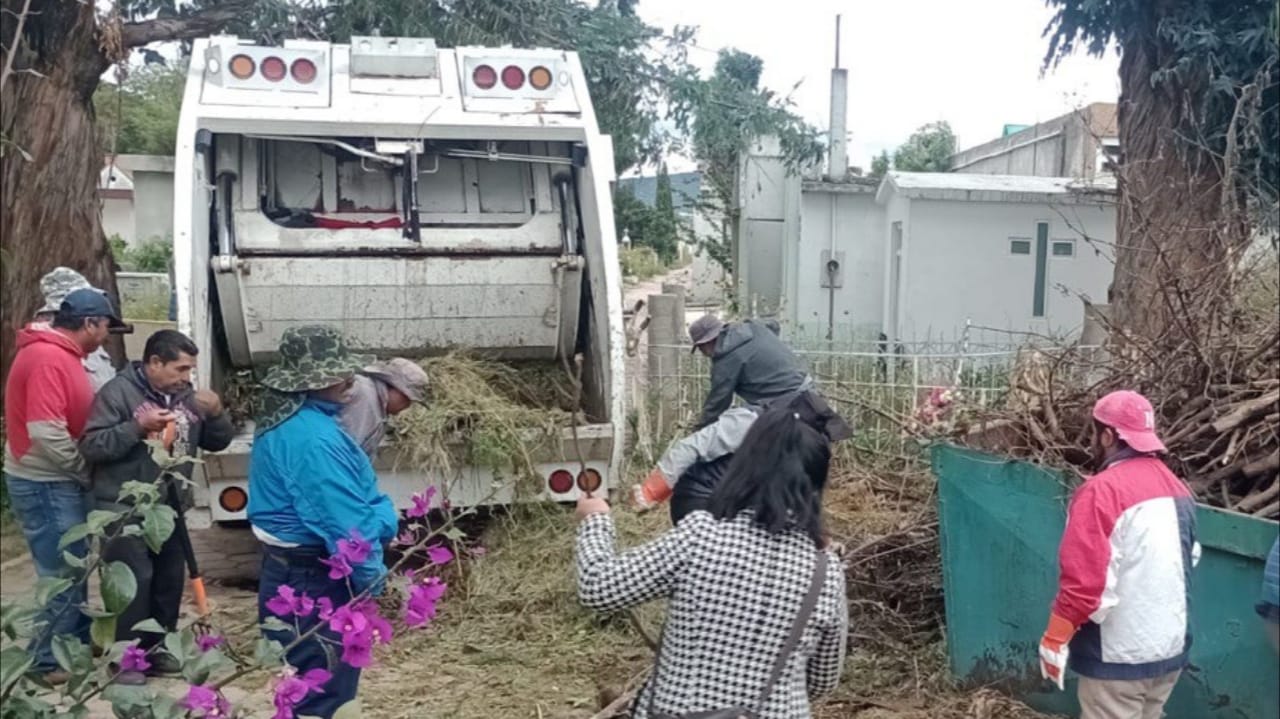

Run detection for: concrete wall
[[792, 188, 884, 339], [131, 169, 175, 244], [102, 196, 135, 245], [735, 138, 799, 318], [897, 198, 1114, 341], [951, 104, 1117, 181]]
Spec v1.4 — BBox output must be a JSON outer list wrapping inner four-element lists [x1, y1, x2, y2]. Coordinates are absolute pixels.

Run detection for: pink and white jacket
[[1052, 451, 1200, 680]]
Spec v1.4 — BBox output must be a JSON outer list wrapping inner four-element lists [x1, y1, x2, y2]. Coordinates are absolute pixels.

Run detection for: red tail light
[[473, 64, 497, 90], [577, 469, 602, 493], [219, 486, 248, 512], [261, 56, 287, 82], [548, 469, 574, 494], [501, 65, 525, 90], [291, 58, 317, 83]]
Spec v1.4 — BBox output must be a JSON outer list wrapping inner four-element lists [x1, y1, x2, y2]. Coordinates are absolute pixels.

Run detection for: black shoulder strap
[[753, 551, 828, 711]]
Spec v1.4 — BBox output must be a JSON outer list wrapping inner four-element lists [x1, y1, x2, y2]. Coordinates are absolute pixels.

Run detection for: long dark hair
[[707, 405, 832, 546]]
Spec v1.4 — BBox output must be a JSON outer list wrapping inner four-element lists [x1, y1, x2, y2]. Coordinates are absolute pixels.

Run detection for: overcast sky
[[635, 0, 1120, 174]]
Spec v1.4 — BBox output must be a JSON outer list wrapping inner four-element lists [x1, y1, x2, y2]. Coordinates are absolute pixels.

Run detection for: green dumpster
[[932, 444, 1279, 719]]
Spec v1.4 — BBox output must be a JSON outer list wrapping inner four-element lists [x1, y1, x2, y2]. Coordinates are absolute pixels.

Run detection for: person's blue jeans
[[3, 473, 91, 672], [259, 546, 361, 718]]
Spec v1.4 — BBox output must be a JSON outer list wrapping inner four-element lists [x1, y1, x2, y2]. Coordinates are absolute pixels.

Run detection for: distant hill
[[617, 171, 701, 214]]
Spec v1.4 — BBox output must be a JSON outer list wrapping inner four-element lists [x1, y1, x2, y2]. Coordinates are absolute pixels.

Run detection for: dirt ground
[[0, 475, 1054, 719]]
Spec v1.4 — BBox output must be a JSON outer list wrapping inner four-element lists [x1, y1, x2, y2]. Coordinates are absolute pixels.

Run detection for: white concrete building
[[98, 154, 176, 248], [735, 159, 1117, 345]]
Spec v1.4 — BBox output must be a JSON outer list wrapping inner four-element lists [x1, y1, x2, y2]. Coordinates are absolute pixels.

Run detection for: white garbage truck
[[172, 35, 625, 579]]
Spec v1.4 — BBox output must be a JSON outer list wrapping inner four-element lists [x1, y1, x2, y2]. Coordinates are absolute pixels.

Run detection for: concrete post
[[647, 293, 681, 437]]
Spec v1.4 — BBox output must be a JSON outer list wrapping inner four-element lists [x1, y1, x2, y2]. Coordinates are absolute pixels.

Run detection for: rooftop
[[875, 171, 1115, 204]]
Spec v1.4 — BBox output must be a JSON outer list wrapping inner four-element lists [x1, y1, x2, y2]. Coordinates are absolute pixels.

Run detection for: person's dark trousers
[[259, 545, 361, 718], [101, 530, 186, 647], [3, 473, 91, 672]]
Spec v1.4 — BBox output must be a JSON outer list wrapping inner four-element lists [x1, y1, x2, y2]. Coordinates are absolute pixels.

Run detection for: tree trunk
[[1, 0, 122, 395], [1110, 6, 1245, 348]]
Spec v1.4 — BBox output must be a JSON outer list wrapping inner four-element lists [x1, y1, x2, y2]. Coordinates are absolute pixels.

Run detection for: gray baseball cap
[[688, 314, 725, 353], [365, 357, 429, 403], [37, 267, 94, 315]]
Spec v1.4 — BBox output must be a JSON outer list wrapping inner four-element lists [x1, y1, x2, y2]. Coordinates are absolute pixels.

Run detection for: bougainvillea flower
[[335, 530, 372, 565], [183, 684, 232, 717], [426, 544, 454, 566], [406, 487, 436, 519], [405, 577, 448, 628], [266, 584, 315, 618], [319, 554, 353, 581], [196, 634, 225, 653], [119, 643, 151, 673]]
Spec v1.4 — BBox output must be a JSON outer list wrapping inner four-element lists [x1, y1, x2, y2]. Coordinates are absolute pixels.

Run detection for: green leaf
[[121, 525, 144, 538], [259, 616, 292, 633], [91, 616, 117, 651], [50, 635, 92, 674], [181, 649, 228, 685], [163, 628, 198, 667], [62, 550, 88, 569], [151, 693, 183, 719], [87, 509, 122, 533], [33, 576, 74, 607], [117, 481, 160, 506], [130, 619, 166, 635], [253, 637, 285, 667], [1, 602, 41, 640], [100, 561, 137, 615], [0, 645, 35, 697], [57, 523, 93, 550], [443, 526, 467, 542], [140, 505, 176, 554], [103, 684, 152, 713]]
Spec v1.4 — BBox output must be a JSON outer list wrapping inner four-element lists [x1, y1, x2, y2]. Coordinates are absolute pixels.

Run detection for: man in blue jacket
[[247, 325, 398, 718]]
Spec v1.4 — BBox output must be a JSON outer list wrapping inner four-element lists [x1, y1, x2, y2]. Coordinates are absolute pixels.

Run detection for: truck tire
[[189, 523, 262, 584]]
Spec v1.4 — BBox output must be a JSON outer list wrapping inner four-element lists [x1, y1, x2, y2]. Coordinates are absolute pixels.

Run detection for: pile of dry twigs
[[957, 296, 1279, 518]]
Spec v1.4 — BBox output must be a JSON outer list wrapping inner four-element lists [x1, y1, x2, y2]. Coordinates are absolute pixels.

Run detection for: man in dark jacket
[[79, 330, 235, 684], [688, 314, 808, 428]]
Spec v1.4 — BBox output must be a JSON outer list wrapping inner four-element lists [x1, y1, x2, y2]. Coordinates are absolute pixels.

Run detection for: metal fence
[[633, 337, 1019, 463]]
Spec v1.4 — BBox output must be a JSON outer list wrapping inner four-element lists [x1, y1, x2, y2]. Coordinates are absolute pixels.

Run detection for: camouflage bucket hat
[[38, 267, 93, 315], [254, 389, 307, 437], [259, 325, 374, 394]]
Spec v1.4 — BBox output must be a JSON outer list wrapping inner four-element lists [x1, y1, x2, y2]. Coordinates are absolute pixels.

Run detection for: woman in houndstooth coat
[[576, 407, 848, 719]]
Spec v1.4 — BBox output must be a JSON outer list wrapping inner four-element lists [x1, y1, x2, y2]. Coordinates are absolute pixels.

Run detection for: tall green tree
[[890, 121, 955, 172], [1044, 0, 1279, 343], [94, 61, 187, 156], [870, 150, 891, 179], [650, 162, 679, 263]]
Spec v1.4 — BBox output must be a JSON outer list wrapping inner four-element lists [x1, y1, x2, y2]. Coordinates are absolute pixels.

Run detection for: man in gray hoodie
[[79, 329, 235, 684]]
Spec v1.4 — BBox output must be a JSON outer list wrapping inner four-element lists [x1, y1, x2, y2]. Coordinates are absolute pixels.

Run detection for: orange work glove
[[1039, 612, 1075, 691], [630, 469, 672, 512]]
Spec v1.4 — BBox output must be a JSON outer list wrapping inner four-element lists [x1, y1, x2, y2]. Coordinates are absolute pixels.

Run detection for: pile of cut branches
[[956, 309, 1279, 518]]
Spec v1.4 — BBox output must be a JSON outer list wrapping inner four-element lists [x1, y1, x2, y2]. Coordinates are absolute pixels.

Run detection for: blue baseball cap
[[59, 288, 125, 328]]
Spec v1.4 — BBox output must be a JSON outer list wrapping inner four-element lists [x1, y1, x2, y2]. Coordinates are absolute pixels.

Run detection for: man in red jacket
[[1039, 390, 1199, 719], [3, 288, 121, 682]]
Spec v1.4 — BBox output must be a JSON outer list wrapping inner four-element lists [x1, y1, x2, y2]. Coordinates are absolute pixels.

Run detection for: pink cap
[[1092, 390, 1166, 453]]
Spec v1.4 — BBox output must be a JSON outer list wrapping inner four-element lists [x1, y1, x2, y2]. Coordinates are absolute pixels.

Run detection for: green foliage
[[891, 121, 956, 173], [618, 246, 664, 281], [870, 150, 891, 179], [1043, 0, 1279, 209], [93, 63, 186, 156], [613, 186, 674, 267], [649, 163, 680, 264], [111, 237, 172, 273]]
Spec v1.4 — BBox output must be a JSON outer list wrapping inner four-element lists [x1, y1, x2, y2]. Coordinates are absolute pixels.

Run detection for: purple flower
[[426, 544, 454, 565], [393, 529, 417, 548], [405, 577, 447, 628], [120, 643, 150, 673], [196, 634, 225, 653], [315, 596, 334, 621], [327, 604, 369, 638], [326, 601, 392, 668], [183, 685, 232, 717], [339, 630, 374, 668], [271, 667, 330, 719], [335, 530, 372, 565], [265, 585, 316, 618], [406, 487, 436, 519], [364, 606, 394, 645], [319, 554, 353, 581]]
